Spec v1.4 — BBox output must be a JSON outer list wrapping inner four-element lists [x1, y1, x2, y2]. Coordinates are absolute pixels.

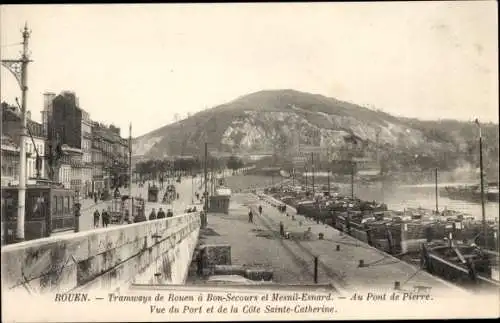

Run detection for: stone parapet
[[1, 212, 201, 296]]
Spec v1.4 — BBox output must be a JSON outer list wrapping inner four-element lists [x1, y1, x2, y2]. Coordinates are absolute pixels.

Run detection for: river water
[[334, 181, 499, 221], [226, 173, 499, 222]]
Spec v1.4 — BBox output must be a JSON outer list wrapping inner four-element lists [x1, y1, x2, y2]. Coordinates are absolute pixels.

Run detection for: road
[[56, 176, 204, 235], [53, 169, 238, 236]]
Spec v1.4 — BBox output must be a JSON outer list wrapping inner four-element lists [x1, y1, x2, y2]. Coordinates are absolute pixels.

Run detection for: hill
[[132, 89, 499, 179]]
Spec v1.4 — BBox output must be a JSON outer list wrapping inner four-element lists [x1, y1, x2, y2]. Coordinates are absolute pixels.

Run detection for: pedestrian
[[94, 192, 98, 205], [101, 208, 109, 227], [248, 210, 253, 223], [157, 208, 166, 219], [258, 205, 262, 215], [124, 209, 130, 224], [134, 211, 147, 223], [104, 210, 111, 228], [280, 221, 285, 237], [149, 208, 157, 221], [93, 209, 100, 228]]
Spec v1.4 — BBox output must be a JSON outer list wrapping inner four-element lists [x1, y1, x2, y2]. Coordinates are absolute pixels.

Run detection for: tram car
[[148, 185, 159, 203], [1, 185, 76, 244], [162, 184, 177, 203]]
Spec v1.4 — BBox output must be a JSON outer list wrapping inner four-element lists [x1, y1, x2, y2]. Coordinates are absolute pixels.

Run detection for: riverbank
[[186, 193, 469, 296]]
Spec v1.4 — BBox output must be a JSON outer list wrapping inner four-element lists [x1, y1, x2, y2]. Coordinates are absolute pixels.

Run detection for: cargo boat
[[421, 241, 500, 291], [267, 186, 499, 255], [441, 182, 499, 203]]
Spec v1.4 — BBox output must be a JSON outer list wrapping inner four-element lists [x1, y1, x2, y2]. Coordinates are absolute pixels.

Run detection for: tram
[[1, 185, 77, 244]]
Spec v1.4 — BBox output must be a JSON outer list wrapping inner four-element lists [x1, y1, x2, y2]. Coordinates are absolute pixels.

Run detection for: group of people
[[148, 208, 173, 220], [248, 205, 263, 223], [92, 190, 107, 204], [93, 208, 111, 228]]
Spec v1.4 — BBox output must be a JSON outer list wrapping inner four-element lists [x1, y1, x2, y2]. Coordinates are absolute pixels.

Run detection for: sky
[[1, 2, 498, 137]]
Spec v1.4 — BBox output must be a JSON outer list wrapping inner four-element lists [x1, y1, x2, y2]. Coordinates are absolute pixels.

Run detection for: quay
[[191, 192, 470, 296]]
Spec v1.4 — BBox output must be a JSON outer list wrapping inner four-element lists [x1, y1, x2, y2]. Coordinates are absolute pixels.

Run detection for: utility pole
[[128, 123, 133, 218], [434, 168, 439, 215], [351, 161, 355, 199], [191, 167, 194, 204], [204, 142, 208, 213], [1, 23, 32, 241], [311, 152, 315, 196], [327, 149, 331, 194], [305, 167, 308, 190], [475, 119, 487, 250]]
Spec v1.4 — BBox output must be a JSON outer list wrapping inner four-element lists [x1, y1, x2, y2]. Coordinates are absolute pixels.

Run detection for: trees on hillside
[[226, 155, 244, 171], [134, 155, 236, 180]]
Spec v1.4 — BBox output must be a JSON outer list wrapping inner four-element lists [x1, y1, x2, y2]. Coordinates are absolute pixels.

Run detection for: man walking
[[248, 209, 254, 223], [93, 209, 100, 228], [102, 208, 109, 228], [258, 205, 263, 216]]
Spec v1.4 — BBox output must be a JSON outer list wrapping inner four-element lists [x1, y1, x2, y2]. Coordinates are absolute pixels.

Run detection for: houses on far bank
[[1, 91, 130, 197]]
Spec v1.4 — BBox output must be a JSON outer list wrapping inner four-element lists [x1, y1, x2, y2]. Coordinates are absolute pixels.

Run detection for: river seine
[[335, 181, 499, 221]]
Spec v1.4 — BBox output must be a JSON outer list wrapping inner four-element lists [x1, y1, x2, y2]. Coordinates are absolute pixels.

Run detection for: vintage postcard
[[1, 2, 499, 322]]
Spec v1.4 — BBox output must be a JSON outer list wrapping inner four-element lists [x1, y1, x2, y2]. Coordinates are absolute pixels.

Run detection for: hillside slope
[[132, 89, 498, 176]]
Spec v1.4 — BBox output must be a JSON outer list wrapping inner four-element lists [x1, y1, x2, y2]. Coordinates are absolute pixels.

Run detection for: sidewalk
[[76, 179, 199, 233], [198, 193, 470, 296], [197, 193, 329, 286]]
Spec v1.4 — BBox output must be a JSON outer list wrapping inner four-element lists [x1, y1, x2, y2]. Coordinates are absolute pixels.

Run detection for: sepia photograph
[[1, 1, 499, 321]]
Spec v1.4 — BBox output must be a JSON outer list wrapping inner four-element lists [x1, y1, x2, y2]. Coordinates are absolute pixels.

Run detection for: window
[[56, 196, 63, 215], [65, 196, 70, 214], [52, 196, 58, 216]]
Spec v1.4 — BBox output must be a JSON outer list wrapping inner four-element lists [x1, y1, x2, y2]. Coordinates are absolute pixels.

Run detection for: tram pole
[[204, 142, 208, 213], [351, 161, 355, 199], [434, 168, 439, 215], [1, 24, 32, 241], [311, 152, 315, 196], [327, 150, 331, 195], [128, 123, 133, 219]]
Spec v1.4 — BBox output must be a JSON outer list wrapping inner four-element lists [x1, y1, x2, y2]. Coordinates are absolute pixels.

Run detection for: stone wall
[[1, 212, 201, 296]]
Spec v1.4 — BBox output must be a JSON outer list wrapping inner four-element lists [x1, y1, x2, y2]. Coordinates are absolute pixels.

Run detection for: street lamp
[[1, 23, 32, 241]]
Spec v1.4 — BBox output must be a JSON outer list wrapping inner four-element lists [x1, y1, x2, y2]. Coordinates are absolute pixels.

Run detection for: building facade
[[91, 123, 129, 193], [81, 109, 93, 196], [39, 91, 130, 195], [2, 102, 47, 186], [49, 92, 84, 192], [1, 135, 20, 186]]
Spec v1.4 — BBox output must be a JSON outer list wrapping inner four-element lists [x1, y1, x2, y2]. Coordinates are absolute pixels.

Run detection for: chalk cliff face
[[132, 89, 498, 177]]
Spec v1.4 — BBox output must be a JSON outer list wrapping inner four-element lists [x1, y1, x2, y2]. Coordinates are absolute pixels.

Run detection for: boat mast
[[435, 168, 439, 215], [476, 119, 487, 250], [311, 152, 315, 196]]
